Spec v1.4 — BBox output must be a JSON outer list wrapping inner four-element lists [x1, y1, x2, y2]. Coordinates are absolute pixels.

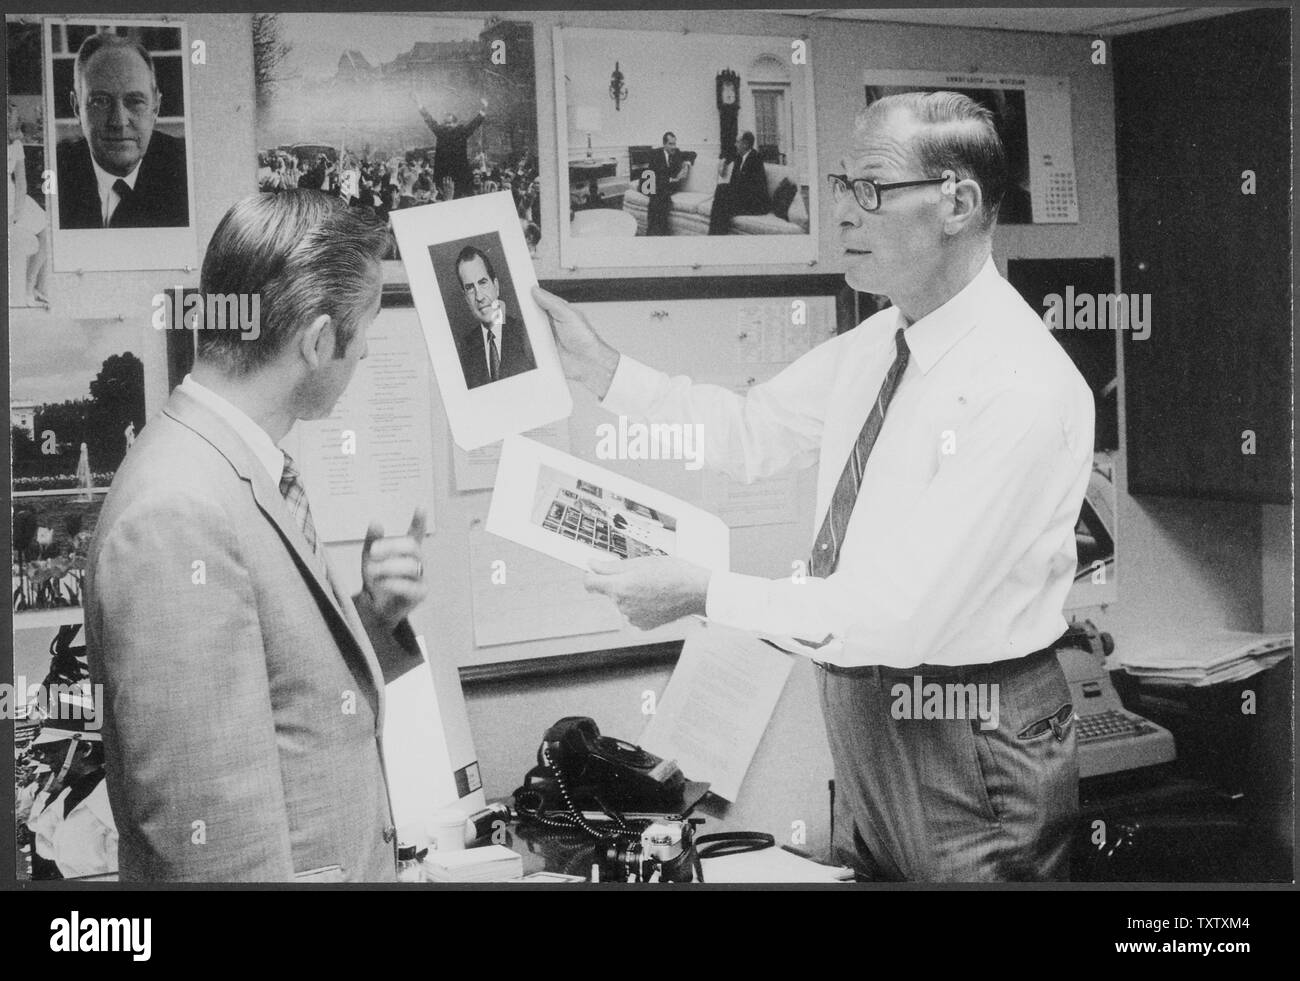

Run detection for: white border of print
[[553, 26, 818, 270], [390, 191, 571, 451], [44, 17, 199, 272], [488, 435, 730, 574]]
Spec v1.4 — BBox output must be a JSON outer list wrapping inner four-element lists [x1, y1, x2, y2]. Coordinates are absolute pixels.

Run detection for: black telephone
[[512, 718, 770, 883], [523, 717, 689, 814]]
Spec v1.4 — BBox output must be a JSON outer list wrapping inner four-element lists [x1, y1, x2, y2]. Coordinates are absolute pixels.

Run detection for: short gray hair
[[856, 91, 1007, 229], [198, 190, 392, 374]]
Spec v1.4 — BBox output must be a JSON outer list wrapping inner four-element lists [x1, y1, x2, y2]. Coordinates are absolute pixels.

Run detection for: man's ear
[[942, 173, 984, 235], [298, 313, 334, 369], [68, 90, 80, 119]]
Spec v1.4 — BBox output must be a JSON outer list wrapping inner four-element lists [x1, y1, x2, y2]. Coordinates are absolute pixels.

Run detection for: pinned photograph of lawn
[[10, 310, 145, 617]]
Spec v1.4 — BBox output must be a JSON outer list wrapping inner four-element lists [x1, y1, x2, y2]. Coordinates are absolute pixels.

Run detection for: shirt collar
[[91, 155, 142, 198], [179, 374, 285, 486], [901, 255, 1001, 375]]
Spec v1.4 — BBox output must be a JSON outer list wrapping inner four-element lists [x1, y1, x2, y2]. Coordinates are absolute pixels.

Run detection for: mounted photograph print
[[390, 191, 570, 450], [10, 309, 145, 618], [44, 17, 197, 271], [553, 26, 817, 269], [252, 13, 540, 258], [7, 16, 51, 309], [488, 436, 730, 574]]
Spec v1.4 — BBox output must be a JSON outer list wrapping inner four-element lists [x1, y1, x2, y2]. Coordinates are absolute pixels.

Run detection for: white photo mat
[[487, 435, 730, 574], [553, 26, 818, 270], [45, 17, 199, 272], [390, 191, 571, 450]]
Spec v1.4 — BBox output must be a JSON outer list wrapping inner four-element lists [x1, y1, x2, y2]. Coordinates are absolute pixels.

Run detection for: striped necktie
[[279, 451, 319, 556], [486, 327, 500, 382], [808, 327, 910, 578]]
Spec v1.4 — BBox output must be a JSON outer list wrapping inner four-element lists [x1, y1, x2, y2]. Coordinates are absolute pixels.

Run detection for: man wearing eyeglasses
[[533, 91, 1092, 882], [56, 33, 189, 230]]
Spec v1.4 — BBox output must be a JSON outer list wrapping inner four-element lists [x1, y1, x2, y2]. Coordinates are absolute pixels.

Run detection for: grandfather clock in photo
[[716, 68, 740, 163]]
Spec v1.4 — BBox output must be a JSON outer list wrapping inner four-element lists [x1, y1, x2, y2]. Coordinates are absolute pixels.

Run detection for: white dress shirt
[[602, 257, 1094, 668], [91, 156, 142, 227], [179, 374, 284, 486]]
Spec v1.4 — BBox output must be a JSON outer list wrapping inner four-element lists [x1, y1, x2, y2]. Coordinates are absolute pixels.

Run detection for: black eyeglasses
[[827, 174, 948, 212]]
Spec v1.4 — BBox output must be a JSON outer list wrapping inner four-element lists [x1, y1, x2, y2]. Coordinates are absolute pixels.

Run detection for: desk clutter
[[1118, 630, 1294, 687]]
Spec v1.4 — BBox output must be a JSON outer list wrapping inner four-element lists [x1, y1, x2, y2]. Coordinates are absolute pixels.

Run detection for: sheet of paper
[[467, 523, 624, 648], [700, 847, 853, 883], [733, 300, 823, 364], [383, 636, 486, 846], [289, 308, 436, 543], [452, 418, 572, 493], [639, 622, 794, 801], [700, 469, 800, 528]]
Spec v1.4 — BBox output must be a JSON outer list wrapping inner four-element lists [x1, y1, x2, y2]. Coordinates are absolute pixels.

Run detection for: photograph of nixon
[[50, 26, 189, 229], [428, 231, 537, 390]]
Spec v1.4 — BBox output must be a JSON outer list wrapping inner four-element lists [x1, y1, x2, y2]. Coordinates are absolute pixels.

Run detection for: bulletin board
[[164, 276, 850, 682], [425, 275, 846, 682]]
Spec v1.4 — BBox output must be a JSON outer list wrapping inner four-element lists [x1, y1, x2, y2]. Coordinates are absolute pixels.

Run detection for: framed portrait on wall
[[44, 17, 198, 272], [553, 26, 818, 270]]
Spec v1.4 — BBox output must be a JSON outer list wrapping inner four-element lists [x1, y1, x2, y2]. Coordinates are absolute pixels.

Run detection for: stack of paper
[[700, 847, 854, 884], [421, 845, 523, 883], [1120, 631, 1293, 687]]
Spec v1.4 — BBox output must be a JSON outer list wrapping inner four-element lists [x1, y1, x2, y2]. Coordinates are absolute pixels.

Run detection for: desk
[[1072, 657, 1293, 882], [568, 158, 617, 209]]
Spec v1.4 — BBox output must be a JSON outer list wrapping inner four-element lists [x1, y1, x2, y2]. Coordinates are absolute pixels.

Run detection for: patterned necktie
[[808, 327, 911, 578], [279, 451, 319, 556], [108, 179, 131, 227], [486, 328, 500, 382]]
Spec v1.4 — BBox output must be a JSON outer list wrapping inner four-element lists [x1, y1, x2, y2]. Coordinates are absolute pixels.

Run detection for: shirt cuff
[[704, 569, 767, 631], [600, 354, 661, 418]]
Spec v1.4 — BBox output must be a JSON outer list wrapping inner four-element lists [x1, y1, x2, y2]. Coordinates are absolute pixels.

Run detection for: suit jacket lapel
[[162, 388, 382, 698]]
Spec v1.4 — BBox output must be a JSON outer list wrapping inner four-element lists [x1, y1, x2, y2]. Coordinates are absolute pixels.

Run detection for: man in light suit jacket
[[708, 131, 770, 235], [451, 244, 536, 389], [85, 190, 428, 882], [56, 33, 189, 230]]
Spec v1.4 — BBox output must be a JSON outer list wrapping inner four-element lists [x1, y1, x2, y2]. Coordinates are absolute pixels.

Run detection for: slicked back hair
[[74, 33, 158, 98], [857, 91, 1007, 229], [456, 245, 497, 284], [197, 190, 391, 374]]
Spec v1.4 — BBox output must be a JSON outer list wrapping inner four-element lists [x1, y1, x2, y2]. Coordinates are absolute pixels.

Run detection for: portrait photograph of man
[[429, 231, 537, 390], [52, 30, 188, 229], [44, 19, 196, 271]]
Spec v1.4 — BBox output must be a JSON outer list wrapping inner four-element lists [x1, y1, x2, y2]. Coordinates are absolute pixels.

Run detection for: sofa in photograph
[[623, 155, 809, 236]]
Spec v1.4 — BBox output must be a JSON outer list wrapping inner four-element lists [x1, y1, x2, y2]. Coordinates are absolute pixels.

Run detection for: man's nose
[[105, 99, 130, 128], [836, 191, 863, 228]]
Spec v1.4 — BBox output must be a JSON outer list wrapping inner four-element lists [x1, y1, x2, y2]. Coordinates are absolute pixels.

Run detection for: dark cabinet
[[1115, 9, 1291, 503]]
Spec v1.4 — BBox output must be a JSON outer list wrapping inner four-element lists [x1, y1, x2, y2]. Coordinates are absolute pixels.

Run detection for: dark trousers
[[647, 193, 674, 236], [708, 184, 768, 235], [820, 645, 1078, 881]]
